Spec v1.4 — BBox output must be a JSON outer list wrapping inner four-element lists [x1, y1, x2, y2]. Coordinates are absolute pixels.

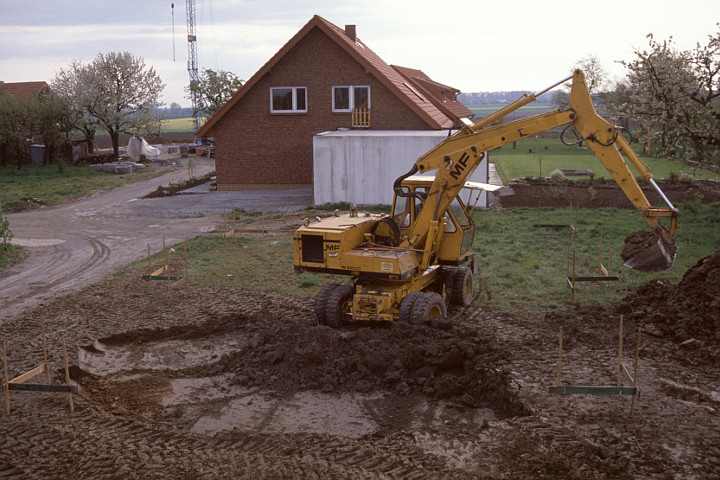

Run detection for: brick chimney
[[345, 25, 357, 42]]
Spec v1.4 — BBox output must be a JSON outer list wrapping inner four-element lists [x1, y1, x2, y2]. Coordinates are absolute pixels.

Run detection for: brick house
[[196, 15, 474, 192], [0, 81, 51, 100]]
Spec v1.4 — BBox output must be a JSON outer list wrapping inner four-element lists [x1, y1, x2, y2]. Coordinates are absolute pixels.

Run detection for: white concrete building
[[312, 130, 489, 207]]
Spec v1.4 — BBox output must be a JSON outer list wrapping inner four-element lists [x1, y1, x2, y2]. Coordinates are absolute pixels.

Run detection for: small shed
[[312, 130, 489, 206]]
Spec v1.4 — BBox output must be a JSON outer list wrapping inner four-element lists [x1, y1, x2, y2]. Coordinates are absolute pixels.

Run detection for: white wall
[[313, 130, 488, 206]]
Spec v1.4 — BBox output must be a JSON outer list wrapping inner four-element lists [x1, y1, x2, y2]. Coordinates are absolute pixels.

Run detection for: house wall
[[313, 130, 489, 206], [214, 27, 433, 190]]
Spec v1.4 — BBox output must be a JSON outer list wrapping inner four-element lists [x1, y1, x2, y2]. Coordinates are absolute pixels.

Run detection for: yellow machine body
[[294, 70, 678, 325]]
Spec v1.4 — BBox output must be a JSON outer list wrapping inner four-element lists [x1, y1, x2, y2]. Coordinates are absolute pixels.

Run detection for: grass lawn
[[491, 137, 718, 183], [133, 199, 720, 315], [161, 116, 202, 133], [0, 164, 173, 211]]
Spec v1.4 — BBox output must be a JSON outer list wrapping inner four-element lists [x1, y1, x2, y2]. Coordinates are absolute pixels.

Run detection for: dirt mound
[[79, 307, 530, 420], [615, 250, 720, 364]]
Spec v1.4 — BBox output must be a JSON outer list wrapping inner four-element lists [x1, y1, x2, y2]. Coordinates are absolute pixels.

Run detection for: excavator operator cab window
[[392, 188, 424, 228], [392, 195, 411, 227]]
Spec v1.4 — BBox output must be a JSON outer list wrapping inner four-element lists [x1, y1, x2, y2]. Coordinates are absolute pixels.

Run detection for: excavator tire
[[450, 267, 474, 306], [441, 266, 458, 301], [410, 292, 447, 324], [324, 284, 355, 328], [398, 292, 423, 323], [314, 283, 339, 325]]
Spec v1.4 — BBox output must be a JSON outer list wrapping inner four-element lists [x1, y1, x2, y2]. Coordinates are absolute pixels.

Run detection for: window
[[332, 85, 370, 112], [270, 87, 307, 113]]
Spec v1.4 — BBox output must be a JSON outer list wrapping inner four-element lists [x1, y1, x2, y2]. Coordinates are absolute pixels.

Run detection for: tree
[[187, 68, 243, 118], [53, 52, 165, 160], [87, 52, 165, 159], [553, 55, 609, 109], [622, 27, 720, 163], [0, 91, 33, 168], [0, 87, 71, 169], [52, 61, 101, 154]]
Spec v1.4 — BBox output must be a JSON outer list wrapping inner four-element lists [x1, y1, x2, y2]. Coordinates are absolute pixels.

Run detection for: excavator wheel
[[324, 284, 355, 328], [314, 283, 339, 325], [398, 292, 423, 323], [410, 292, 447, 324], [449, 267, 474, 306]]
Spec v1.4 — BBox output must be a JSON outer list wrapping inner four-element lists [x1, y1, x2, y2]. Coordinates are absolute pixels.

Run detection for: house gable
[[197, 15, 453, 138], [0, 81, 50, 100]]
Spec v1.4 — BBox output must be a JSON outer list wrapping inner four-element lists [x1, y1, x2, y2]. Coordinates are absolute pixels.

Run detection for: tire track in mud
[[0, 406, 462, 479], [0, 233, 111, 319]]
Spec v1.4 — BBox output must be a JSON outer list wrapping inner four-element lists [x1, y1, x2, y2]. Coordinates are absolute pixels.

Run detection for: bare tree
[[553, 55, 609, 109]]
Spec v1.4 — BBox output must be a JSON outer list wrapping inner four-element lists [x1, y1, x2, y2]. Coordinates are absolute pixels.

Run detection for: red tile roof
[[197, 15, 461, 137], [392, 65, 474, 121], [0, 81, 50, 99]]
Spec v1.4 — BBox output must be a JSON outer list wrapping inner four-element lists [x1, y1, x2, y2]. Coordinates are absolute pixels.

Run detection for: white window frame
[[270, 86, 307, 113], [332, 85, 370, 112]]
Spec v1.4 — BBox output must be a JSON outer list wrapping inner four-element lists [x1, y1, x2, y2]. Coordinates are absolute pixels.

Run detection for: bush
[[549, 169, 566, 182]]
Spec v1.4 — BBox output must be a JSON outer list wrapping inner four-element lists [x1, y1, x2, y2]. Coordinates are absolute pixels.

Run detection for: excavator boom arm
[[402, 69, 677, 272]]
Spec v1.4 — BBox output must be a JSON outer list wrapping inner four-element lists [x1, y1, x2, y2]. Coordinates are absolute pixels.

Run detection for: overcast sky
[[2, 0, 718, 107]]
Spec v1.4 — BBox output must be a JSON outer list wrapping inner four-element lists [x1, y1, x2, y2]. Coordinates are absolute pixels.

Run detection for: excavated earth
[[0, 179, 719, 478], [1, 256, 719, 478]]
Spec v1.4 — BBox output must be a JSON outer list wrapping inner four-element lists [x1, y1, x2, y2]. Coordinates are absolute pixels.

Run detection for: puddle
[[79, 336, 243, 376], [80, 333, 498, 439]]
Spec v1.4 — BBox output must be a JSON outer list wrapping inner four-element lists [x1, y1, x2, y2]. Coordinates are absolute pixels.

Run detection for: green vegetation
[[491, 137, 718, 183], [141, 200, 720, 314], [161, 116, 197, 133], [0, 164, 172, 211]]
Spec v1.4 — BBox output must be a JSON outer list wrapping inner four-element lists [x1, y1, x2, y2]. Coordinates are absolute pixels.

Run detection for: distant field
[[468, 103, 556, 119], [490, 137, 718, 182], [161, 117, 198, 133]]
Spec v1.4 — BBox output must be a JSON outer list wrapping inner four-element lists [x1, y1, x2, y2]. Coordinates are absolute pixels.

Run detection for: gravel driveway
[[0, 157, 312, 320]]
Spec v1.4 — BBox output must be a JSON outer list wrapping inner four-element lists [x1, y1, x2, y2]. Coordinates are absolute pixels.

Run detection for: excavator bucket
[[621, 231, 676, 273]]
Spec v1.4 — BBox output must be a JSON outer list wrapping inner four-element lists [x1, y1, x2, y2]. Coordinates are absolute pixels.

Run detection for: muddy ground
[[1, 173, 719, 478], [1, 238, 719, 478]]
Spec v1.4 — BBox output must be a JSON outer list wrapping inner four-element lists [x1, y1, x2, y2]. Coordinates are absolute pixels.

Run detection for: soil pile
[[80, 306, 530, 419], [615, 250, 720, 363]]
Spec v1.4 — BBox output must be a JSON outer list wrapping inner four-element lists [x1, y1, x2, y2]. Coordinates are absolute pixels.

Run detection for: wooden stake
[[147, 243, 152, 274], [556, 327, 563, 412], [617, 315, 624, 386], [184, 240, 189, 289], [61, 338, 73, 413], [41, 319, 50, 383], [223, 208, 227, 243], [631, 327, 641, 414], [571, 250, 576, 300], [3, 340, 9, 416]]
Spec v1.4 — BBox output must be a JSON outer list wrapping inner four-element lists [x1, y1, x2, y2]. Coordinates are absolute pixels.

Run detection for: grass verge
[[133, 201, 720, 314], [0, 164, 174, 211]]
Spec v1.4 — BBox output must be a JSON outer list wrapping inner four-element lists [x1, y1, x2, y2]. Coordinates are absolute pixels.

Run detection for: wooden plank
[[566, 276, 619, 282], [150, 265, 168, 277], [549, 385, 638, 396], [7, 383, 77, 393], [142, 275, 183, 281], [8, 363, 46, 384]]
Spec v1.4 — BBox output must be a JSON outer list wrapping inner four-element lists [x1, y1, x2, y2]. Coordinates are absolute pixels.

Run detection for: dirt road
[[0, 157, 311, 320]]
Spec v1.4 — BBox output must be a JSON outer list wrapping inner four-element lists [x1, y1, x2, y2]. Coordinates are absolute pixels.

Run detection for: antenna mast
[[186, 0, 201, 130]]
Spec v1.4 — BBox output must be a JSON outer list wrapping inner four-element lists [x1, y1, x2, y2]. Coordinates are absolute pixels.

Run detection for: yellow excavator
[[293, 70, 678, 326]]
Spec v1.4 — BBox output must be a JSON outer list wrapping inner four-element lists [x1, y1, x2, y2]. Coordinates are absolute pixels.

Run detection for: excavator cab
[[391, 175, 501, 265]]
